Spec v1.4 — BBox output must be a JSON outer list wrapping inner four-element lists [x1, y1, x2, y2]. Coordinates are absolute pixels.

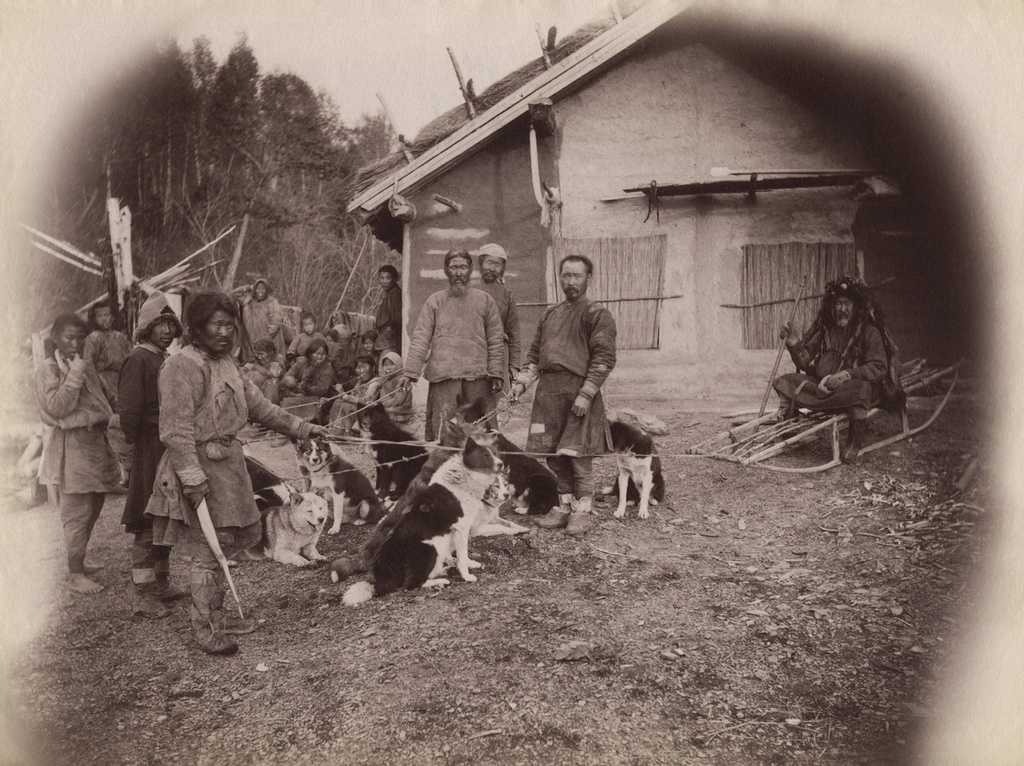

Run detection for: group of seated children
[[241, 311, 411, 433]]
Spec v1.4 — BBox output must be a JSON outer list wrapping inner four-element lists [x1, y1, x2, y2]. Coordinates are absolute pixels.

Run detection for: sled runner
[[689, 359, 961, 473]]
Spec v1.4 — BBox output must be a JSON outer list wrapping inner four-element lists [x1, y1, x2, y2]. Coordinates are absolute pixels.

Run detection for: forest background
[[14, 36, 395, 337]]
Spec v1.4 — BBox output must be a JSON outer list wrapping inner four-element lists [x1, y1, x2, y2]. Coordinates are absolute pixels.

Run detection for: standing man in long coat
[[146, 290, 328, 655], [117, 290, 185, 618], [473, 243, 522, 389], [398, 250, 505, 440], [36, 312, 120, 594], [510, 255, 617, 536], [374, 265, 402, 356], [241, 278, 286, 359]]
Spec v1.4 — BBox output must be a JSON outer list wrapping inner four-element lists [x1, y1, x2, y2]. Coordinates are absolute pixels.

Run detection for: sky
[[173, 0, 601, 136]]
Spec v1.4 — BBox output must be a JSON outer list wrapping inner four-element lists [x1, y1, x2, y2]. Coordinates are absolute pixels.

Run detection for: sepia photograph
[[1, 0, 1021, 763]]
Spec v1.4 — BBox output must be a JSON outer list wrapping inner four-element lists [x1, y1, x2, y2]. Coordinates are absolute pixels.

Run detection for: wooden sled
[[688, 360, 961, 473]]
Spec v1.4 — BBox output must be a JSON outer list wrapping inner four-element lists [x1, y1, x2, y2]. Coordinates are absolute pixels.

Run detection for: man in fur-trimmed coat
[[774, 275, 894, 463]]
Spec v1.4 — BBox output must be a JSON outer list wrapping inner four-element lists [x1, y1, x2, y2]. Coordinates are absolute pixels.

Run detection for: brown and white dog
[[262, 489, 331, 567]]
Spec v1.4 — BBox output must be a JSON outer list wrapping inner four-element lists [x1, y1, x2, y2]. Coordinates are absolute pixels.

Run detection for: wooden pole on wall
[[106, 197, 133, 312]]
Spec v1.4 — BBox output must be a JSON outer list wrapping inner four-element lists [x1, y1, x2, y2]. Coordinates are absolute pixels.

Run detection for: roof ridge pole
[[446, 47, 477, 119]]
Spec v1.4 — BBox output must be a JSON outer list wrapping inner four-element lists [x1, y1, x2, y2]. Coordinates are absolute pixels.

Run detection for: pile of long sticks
[[26, 225, 236, 342], [138, 225, 235, 294]]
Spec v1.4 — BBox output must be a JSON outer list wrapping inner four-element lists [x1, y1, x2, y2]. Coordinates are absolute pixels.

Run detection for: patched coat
[[403, 288, 504, 383], [146, 346, 314, 532], [35, 354, 119, 493]]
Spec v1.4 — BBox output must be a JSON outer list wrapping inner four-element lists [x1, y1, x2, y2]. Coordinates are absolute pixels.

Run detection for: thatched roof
[[349, 2, 650, 201]]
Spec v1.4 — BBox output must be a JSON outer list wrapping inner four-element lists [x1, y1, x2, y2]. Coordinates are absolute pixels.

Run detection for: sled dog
[[295, 436, 384, 532], [330, 396, 491, 583], [491, 432, 559, 516], [604, 420, 665, 520], [357, 404, 429, 499], [262, 488, 330, 567], [341, 437, 501, 606]]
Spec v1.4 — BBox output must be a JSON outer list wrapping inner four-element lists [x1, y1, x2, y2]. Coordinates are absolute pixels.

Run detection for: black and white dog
[[245, 454, 293, 513], [357, 403, 429, 499], [294, 436, 385, 532], [492, 432, 559, 516], [604, 420, 665, 520], [342, 437, 503, 606]]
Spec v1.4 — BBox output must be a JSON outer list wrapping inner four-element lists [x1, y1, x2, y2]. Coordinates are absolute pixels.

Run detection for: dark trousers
[[424, 379, 496, 441]]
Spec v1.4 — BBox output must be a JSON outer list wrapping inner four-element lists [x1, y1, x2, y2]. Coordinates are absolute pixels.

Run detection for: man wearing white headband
[[473, 243, 522, 389]]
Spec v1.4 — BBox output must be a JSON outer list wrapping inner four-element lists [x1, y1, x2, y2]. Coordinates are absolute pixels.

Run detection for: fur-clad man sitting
[[773, 275, 899, 463]]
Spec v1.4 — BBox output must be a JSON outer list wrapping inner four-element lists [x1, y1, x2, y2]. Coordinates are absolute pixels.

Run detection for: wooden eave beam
[[623, 173, 869, 197], [347, 0, 691, 217], [528, 98, 557, 136]]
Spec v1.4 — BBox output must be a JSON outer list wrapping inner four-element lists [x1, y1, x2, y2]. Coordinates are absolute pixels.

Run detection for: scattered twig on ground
[[702, 719, 795, 745], [466, 729, 503, 741], [590, 545, 633, 559], [816, 719, 833, 760]]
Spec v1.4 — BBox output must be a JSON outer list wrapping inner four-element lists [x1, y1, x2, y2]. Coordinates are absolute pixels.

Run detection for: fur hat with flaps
[[135, 291, 183, 342]]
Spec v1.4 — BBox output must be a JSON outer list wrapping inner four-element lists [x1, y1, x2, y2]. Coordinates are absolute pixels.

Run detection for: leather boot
[[776, 396, 796, 421], [131, 570, 170, 619], [151, 576, 186, 603], [190, 567, 237, 656], [535, 494, 573, 529], [218, 610, 257, 636], [565, 496, 596, 536], [841, 418, 864, 464]]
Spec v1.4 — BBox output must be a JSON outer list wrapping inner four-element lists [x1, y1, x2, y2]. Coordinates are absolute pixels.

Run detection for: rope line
[[276, 367, 403, 412]]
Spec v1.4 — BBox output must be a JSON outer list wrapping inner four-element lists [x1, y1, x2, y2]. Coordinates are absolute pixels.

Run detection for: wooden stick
[[535, 24, 552, 69], [376, 91, 414, 163], [32, 241, 104, 276], [447, 47, 476, 119], [721, 277, 895, 309], [519, 293, 685, 307], [759, 281, 807, 417], [148, 225, 236, 285], [330, 237, 371, 320], [466, 729, 503, 741], [19, 222, 103, 266], [710, 166, 873, 178]]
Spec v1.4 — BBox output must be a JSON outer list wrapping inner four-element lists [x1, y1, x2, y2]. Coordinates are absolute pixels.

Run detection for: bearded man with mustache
[[399, 249, 505, 441], [773, 275, 895, 463]]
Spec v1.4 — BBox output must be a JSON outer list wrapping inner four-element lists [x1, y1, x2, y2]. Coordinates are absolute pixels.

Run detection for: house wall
[[401, 127, 555, 361], [555, 42, 865, 400]]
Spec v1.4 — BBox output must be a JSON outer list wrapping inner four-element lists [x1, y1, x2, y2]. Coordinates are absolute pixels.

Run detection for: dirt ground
[[0, 386, 989, 766]]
